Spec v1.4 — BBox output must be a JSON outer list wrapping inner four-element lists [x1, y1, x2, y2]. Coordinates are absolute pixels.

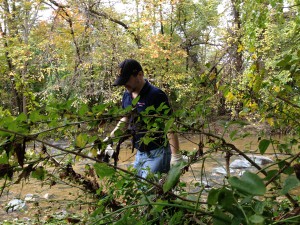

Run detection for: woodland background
[[0, 0, 298, 122], [0, 0, 300, 224]]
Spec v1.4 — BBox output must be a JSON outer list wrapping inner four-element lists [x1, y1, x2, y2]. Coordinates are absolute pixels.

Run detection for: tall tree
[[0, 0, 43, 114]]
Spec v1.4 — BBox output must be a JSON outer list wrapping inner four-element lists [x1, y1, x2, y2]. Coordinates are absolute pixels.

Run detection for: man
[[107, 59, 182, 178]]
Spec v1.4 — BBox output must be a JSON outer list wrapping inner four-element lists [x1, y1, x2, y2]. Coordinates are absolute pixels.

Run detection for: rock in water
[[6, 199, 26, 213], [212, 167, 234, 175], [248, 155, 273, 165], [24, 193, 39, 202], [230, 159, 251, 169]]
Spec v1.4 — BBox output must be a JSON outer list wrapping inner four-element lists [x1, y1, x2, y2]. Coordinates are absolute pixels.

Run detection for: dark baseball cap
[[113, 59, 143, 86]]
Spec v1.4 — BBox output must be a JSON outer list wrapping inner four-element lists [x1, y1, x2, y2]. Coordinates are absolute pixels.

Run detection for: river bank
[[0, 121, 299, 224]]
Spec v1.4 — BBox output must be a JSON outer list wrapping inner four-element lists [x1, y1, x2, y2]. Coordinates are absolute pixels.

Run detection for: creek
[[0, 134, 298, 222]]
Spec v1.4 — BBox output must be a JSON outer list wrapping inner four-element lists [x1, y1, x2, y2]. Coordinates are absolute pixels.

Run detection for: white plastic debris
[[6, 199, 27, 213]]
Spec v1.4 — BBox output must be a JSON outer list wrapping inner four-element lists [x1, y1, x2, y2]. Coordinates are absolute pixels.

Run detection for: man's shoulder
[[122, 91, 132, 108], [147, 82, 166, 96], [146, 83, 169, 108]]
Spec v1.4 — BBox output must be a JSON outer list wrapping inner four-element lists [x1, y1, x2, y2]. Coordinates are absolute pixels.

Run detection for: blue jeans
[[133, 146, 171, 178]]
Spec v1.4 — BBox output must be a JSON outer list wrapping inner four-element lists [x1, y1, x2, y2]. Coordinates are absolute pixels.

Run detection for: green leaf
[[16, 113, 27, 122], [78, 104, 89, 116], [0, 130, 11, 138], [93, 163, 115, 178], [31, 166, 46, 180], [92, 104, 106, 114], [75, 133, 88, 148], [144, 105, 155, 114], [249, 214, 264, 224], [218, 188, 235, 210], [169, 211, 183, 225], [281, 175, 300, 195], [254, 201, 266, 215], [163, 161, 186, 193], [227, 120, 249, 127], [264, 169, 278, 181], [157, 102, 169, 113], [0, 154, 9, 164], [228, 171, 266, 196], [258, 139, 270, 154], [29, 110, 45, 123], [283, 166, 294, 175], [140, 136, 155, 145], [132, 96, 140, 106], [151, 199, 167, 213], [278, 144, 289, 154], [229, 130, 238, 140], [276, 55, 292, 67], [213, 207, 232, 225], [207, 188, 220, 205], [91, 206, 105, 217], [164, 118, 174, 133]]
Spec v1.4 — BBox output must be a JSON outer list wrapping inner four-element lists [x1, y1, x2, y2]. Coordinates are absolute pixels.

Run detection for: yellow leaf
[[90, 148, 98, 157], [246, 73, 254, 78], [273, 86, 280, 93], [249, 47, 256, 53], [226, 92, 235, 101], [151, 53, 159, 58], [250, 64, 257, 70], [239, 111, 247, 117], [249, 102, 258, 110], [266, 118, 274, 126], [237, 44, 244, 53], [209, 73, 216, 80]]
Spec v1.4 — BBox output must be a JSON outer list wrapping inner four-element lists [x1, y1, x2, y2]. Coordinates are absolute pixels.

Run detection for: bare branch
[[88, 8, 141, 48]]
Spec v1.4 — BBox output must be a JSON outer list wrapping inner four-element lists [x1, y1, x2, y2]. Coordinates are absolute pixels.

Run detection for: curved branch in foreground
[[0, 127, 196, 204]]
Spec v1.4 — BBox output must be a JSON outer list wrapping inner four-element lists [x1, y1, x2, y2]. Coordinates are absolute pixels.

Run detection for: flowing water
[[0, 134, 298, 222]]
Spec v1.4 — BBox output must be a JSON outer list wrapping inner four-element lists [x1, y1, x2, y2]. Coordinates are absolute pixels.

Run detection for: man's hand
[[96, 137, 115, 163], [104, 144, 114, 157], [103, 137, 114, 158], [170, 153, 183, 166]]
